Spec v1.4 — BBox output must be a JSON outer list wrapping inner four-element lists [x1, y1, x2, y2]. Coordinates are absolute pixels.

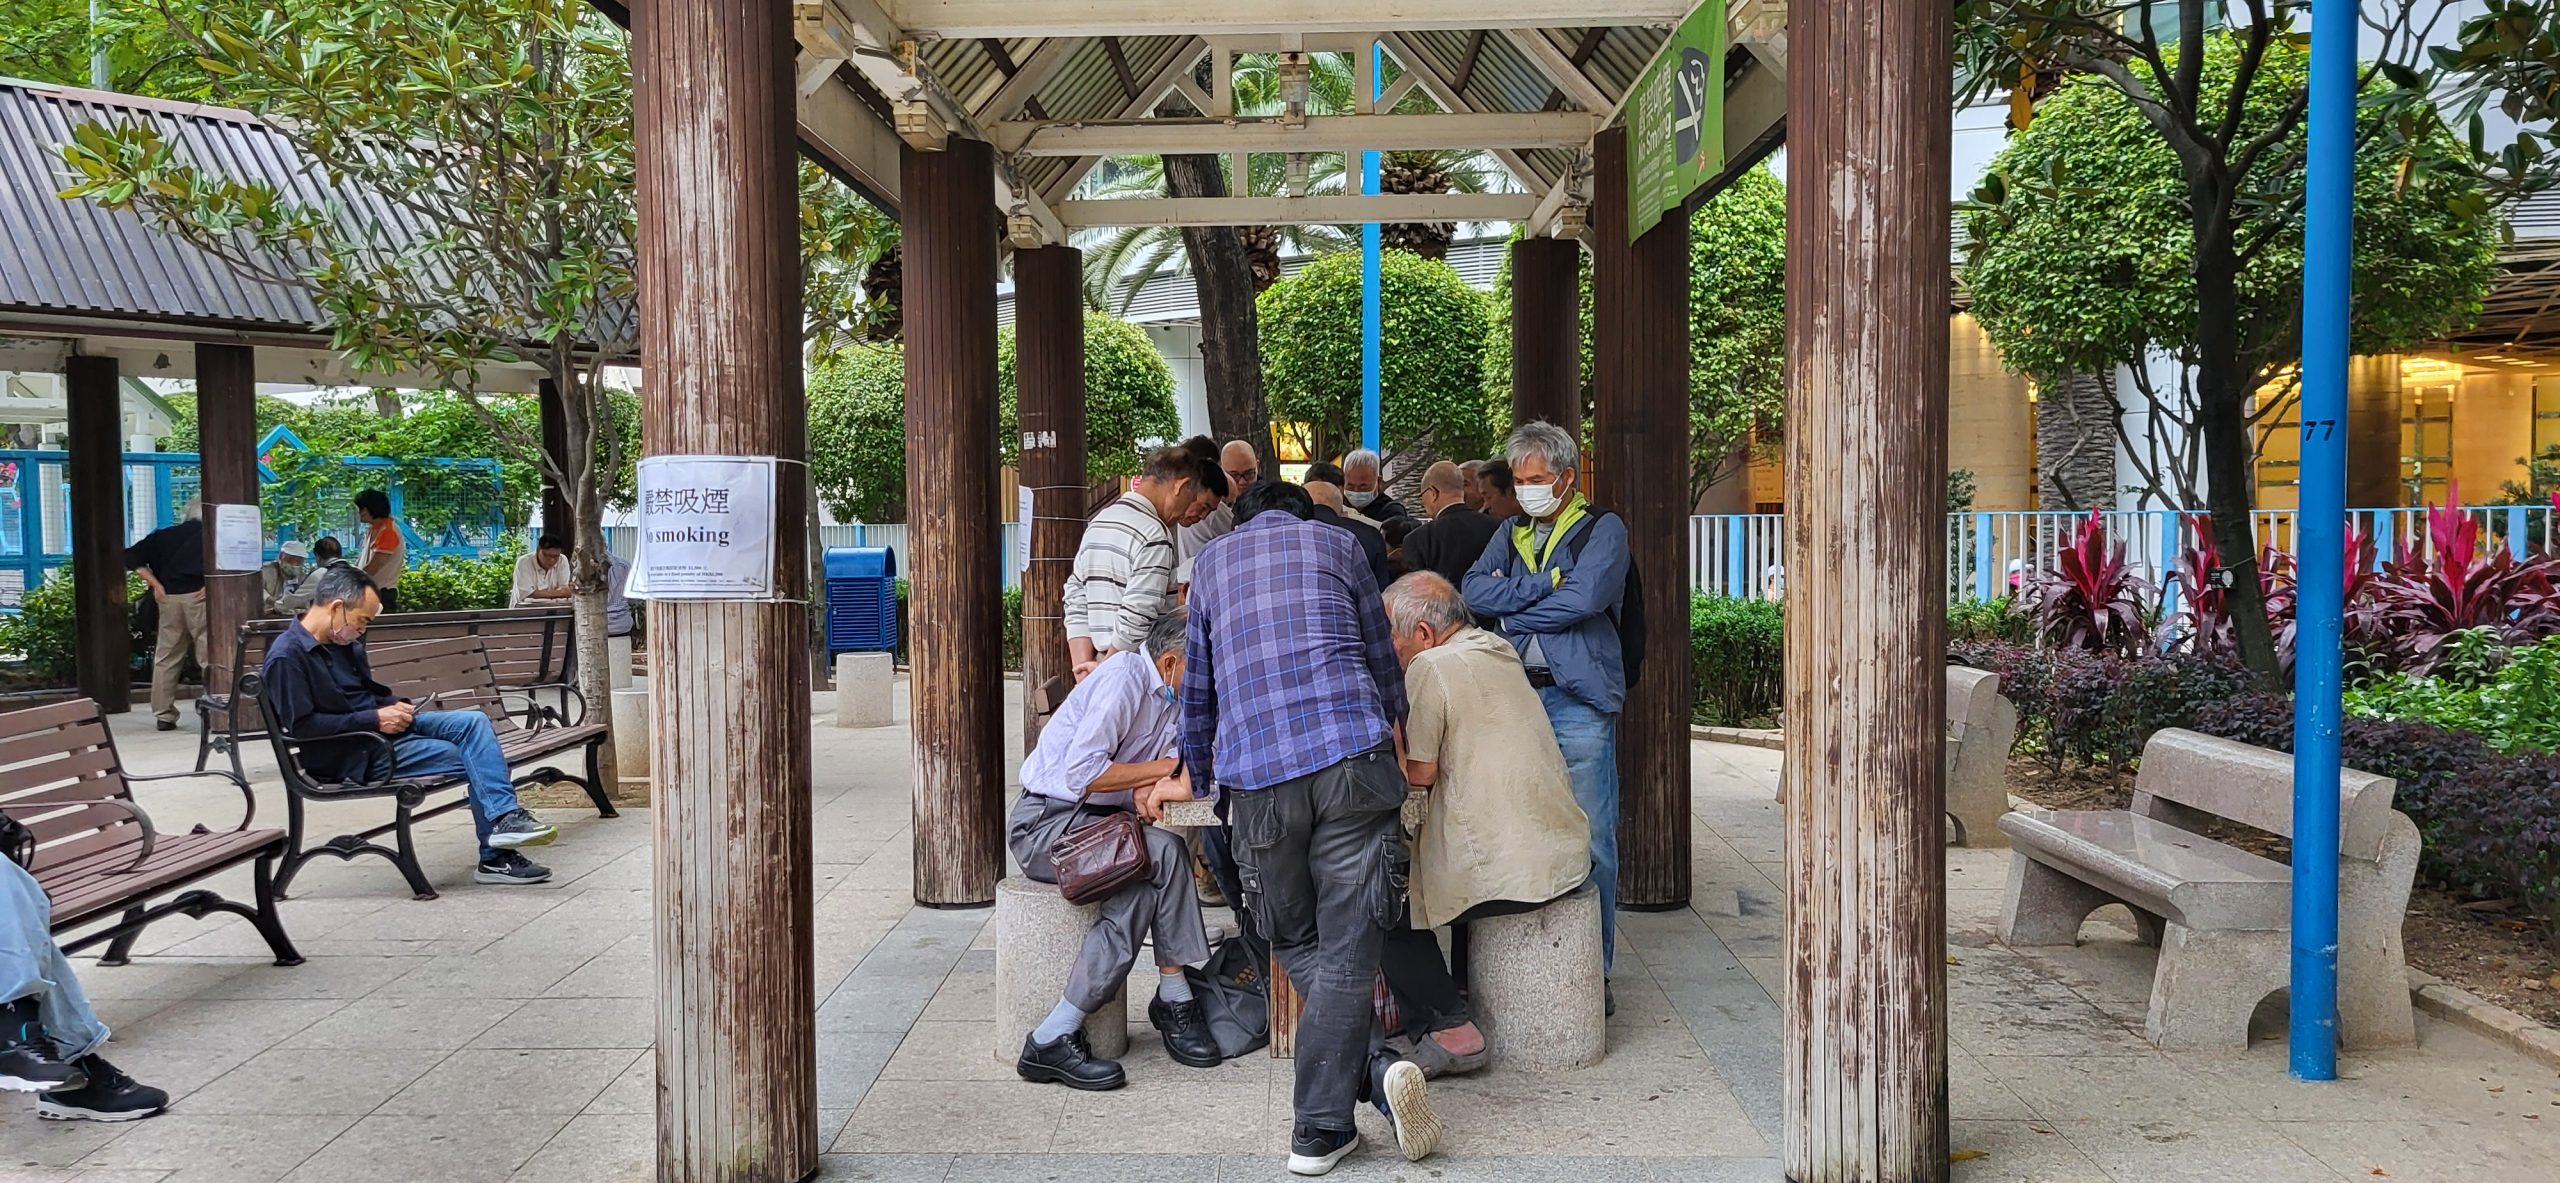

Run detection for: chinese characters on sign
[[628, 455, 778, 599], [1626, 0, 1727, 241], [211, 504, 263, 571]]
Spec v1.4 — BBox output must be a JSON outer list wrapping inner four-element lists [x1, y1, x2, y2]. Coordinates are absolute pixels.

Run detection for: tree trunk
[[2191, 227, 2281, 683], [1164, 152, 1276, 471], [568, 478, 619, 796], [2036, 370, 2118, 511]]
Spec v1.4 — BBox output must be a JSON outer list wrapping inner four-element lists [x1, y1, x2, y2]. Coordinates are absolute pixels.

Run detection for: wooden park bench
[[255, 633, 612, 900], [1997, 727, 2419, 1051], [0, 699, 300, 967], [1774, 665, 2020, 847], [198, 605, 581, 782]]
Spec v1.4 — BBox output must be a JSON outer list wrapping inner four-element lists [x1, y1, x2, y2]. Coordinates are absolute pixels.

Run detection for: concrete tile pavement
[[3, 684, 2551, 1181]]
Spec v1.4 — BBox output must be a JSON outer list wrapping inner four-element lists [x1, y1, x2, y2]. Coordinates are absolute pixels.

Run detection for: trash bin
[[824, 547, 899, 654]]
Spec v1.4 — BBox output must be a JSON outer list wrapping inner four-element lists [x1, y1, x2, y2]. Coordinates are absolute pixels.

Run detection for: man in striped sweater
[[1065, 443, 1226, 681]]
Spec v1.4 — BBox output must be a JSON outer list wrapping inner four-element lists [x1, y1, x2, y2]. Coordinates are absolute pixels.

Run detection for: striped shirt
[[1063, 492, 1176, 655]]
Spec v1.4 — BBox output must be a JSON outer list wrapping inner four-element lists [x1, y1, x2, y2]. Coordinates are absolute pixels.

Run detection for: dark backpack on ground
[[1182, 937, 1270, 1060], [1497, 510, 1649, 689]]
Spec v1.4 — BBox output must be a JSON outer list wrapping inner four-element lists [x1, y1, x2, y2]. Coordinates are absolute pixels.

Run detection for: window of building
[[2403, 385, 2456, 506], [2536, 376, 2560, 462]]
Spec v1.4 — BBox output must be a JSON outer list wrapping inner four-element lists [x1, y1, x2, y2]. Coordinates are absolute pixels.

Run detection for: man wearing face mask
[[1340, 449, 1409, 524], [1459, 420, 1632, 988], [260, 566, 563, 885]]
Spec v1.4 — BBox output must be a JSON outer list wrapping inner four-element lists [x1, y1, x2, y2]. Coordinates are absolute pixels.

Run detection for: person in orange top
[[353, 489, 406, 613]]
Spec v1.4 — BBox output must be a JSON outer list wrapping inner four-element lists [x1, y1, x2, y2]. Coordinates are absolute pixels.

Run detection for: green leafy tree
[[997, 313, 1182, 482], [807, 345, 910, 524], [1481, 165, 1788, 502], [1259, 250, 1493, 474], [0, 0, 229, 97], [1956, 7, 2505, 680]]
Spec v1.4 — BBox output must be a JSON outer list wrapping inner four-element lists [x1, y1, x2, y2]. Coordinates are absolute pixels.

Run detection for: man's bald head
[[1217, 440, 1260, 499], [1418, 460, 1467, 518], [1305, 480, 1345, 512]]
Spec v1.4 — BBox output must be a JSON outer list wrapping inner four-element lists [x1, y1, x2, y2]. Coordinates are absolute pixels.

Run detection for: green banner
[[1626, 0, 1727, 241]]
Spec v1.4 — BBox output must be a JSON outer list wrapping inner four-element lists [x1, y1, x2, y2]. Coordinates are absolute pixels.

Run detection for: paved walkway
[[5, 682, 2556, 1182]]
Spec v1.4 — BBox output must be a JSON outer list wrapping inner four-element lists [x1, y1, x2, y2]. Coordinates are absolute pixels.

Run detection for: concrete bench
[[1467, 881, 1606, 1071], [1997, 728, 2418, 1051], [1775, 665, 2018, 848], [991, 876, 1128, 1063]]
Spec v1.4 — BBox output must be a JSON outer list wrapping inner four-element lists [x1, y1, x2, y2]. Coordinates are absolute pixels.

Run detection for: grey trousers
[[1229, 744, 1407, 1133], [1008, 794, 1213, 1015]]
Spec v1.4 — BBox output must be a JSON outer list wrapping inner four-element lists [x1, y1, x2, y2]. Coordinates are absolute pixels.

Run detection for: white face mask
[[1344, 490, 1377, 510], [1517, 484, 1563, 518]]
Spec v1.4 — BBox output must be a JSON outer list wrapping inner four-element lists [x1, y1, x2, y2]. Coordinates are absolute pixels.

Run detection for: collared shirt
[[124, 520, 205, 596], [360, 518, 405, 589], [1402, 626, 1590, 928], [260, 560, 314, 614], [1020, 648, 1181, 808], [260, 621, 402, 783], [1181, 513, 1405, 792], [511, 552, 571, 607], [1063, 492, 1176, 654]]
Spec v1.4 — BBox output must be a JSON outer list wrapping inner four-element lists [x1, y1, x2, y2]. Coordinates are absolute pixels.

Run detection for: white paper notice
[[629, 455, 778, 600], [211, 504, 263, 572], [1016, 485, 1036, 568]]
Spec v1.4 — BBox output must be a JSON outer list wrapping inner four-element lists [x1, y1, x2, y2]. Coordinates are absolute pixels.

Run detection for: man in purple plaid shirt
[[1179, 480, 1441, 1176]]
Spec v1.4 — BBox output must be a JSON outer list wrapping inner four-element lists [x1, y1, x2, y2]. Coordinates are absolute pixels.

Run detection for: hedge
[[0, 570, 152, 684]]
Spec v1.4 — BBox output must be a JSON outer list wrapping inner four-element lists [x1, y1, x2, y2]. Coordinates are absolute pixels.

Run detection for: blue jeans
[[373, 711, 524, 862], [1539, 685, 1619, 973], [1, 859, 108, 1060]]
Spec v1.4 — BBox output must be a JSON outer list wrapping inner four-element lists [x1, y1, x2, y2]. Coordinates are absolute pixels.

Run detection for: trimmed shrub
[[0, 570, 152, 684], [1691, 595, 1783, 726], [395, 535, 527, 613]]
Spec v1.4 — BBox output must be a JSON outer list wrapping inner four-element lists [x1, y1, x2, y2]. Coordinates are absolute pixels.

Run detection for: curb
[[2406, 968, 2560, 1071], [1692, 725, 1784, 750]]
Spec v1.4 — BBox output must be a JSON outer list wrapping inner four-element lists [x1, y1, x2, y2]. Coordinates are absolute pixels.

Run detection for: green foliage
[[1948, 596, 2030, 644], [2346, 635, 2560, 755], [807, 345, 910, 523], [1259, 250, 1493, 466], [1690, 595, 1784, 726], [997, 313, 1182, 482], [802, 160, 900, 352], [1946, 469, 1978, 515], [395, 533, 528, 613], [1963, 35, 2503, 393], [0, 570, 149, 683], [0, 0, 235, 98], [889, 579, 1021, 670]]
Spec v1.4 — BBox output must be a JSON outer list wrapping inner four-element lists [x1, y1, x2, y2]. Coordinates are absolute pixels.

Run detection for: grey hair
[[1382, 572, 1469, 637], [1143, 606, 1189, 658], [306, 563, 377, 610], [1505, 420, 1578, 474], [179, 498, 202, 521], [1342, 447, 1381, 475]]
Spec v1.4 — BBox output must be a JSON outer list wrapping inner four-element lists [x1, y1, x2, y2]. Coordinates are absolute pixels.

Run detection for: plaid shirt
[[1182, 512, 1405, 791]]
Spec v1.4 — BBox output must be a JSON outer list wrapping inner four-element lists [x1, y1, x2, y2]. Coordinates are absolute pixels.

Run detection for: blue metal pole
[[1972, 513, 1993, 602], [2290, 0, 2353, 1084], [1361, 41, 1384, 453]]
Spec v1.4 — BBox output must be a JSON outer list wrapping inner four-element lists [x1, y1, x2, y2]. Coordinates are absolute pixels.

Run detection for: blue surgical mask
[[1158, 683, 1179, 705]]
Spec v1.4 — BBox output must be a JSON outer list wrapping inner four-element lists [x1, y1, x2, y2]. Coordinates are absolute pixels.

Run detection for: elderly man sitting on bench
[[1010, 608, 1220, 1091]]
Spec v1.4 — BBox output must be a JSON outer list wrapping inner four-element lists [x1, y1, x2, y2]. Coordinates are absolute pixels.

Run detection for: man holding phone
[[259, 565, 561, 885]]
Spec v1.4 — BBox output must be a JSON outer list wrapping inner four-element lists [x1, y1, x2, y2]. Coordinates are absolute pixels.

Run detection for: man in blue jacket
[[1460, 420, 1630, 979]]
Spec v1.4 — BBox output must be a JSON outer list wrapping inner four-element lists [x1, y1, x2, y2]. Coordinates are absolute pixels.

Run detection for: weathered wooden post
[[902, 137, 1006, 907], [1509, 234, 1583, 437], [65, 355, 129, 712], [196, 344, 257, 697], [1589, 126, 1693, 911], [1783, 0, 1954, 1178], [1014, 244, 1086, 751], [631, 0, 818, 1178]]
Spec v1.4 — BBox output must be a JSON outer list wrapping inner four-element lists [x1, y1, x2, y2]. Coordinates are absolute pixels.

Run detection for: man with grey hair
[[1460, 419, 1633, 987], [1339, 448, 1409, 523], [125, 499, 209, 731], [1010, 607, 1220, 1090], [1401, 461, 1502, 597]]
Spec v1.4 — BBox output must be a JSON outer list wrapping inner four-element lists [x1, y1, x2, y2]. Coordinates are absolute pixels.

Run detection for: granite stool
[[834, 652, 894, 728], [1466, 881, 1606, 1071], [992, 876, 1129, 1063]]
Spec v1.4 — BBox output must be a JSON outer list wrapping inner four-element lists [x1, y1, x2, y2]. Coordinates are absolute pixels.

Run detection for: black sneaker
[[474, 851, 553, 885], [1287, 1124, 1359, 1177], [487, 809, 558, 850], [37, 1055, 165, 1122], [1147, 994, 1223, 1069], [1015, 1030, 1125, 1091], [0, 1025, 80, 1093]]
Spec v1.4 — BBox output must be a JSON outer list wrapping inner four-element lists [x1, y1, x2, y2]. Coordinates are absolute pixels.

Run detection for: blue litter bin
[[824, 547, 899, 654]]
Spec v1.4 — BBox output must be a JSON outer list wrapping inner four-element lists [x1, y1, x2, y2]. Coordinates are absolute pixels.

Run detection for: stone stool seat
[[992, 875, 1129, 1063], [1466, 881, 1606, 1071], [834, 651, 894, 728]]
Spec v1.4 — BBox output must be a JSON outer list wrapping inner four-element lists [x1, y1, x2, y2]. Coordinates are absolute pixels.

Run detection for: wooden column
[[1588, 127, 1692, 911], [195, 345, 257, 696], [1782, 0, 1953, 1178], [1014, 244, 1085, 751], [65, 356, 129, 712], [902, 137, 1005, 907], [538, 377, 572, 539], [1510, 234, 1583, 436], [632, 0, 816, 1178]]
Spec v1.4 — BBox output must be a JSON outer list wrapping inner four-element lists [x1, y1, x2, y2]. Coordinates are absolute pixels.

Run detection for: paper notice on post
[[1016, 485, 1036, 568], [211, 503, 263, 571], [627, 455, 778, 600]]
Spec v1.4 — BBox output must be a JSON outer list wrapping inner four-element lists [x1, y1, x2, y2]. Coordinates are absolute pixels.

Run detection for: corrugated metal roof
[[0, 81, 327, 330]]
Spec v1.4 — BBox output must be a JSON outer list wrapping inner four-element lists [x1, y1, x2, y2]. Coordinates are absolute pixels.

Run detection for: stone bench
[[1467, 881, 1606, 1071], [834, 651, 894, 729], [1775, 665, 2019, 848], [991, 876, 1129, 1062], [1997, 728, 2419, 1051]]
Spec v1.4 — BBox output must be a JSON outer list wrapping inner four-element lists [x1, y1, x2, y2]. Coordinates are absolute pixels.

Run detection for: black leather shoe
[[1016, 1030, 1125, 1091], [1148, 995, 1224, 1068]]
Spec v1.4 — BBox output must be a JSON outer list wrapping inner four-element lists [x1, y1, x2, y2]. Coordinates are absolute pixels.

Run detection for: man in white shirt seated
[[510, 535, 573, 607], [1009, 609, 1220, 1091]]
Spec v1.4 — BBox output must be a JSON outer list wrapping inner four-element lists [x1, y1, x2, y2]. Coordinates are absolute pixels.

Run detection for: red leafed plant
[[2360, 484, 2560, 674], [2021, 510, 2151, 656], [2168, 514, 2372, 672]]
